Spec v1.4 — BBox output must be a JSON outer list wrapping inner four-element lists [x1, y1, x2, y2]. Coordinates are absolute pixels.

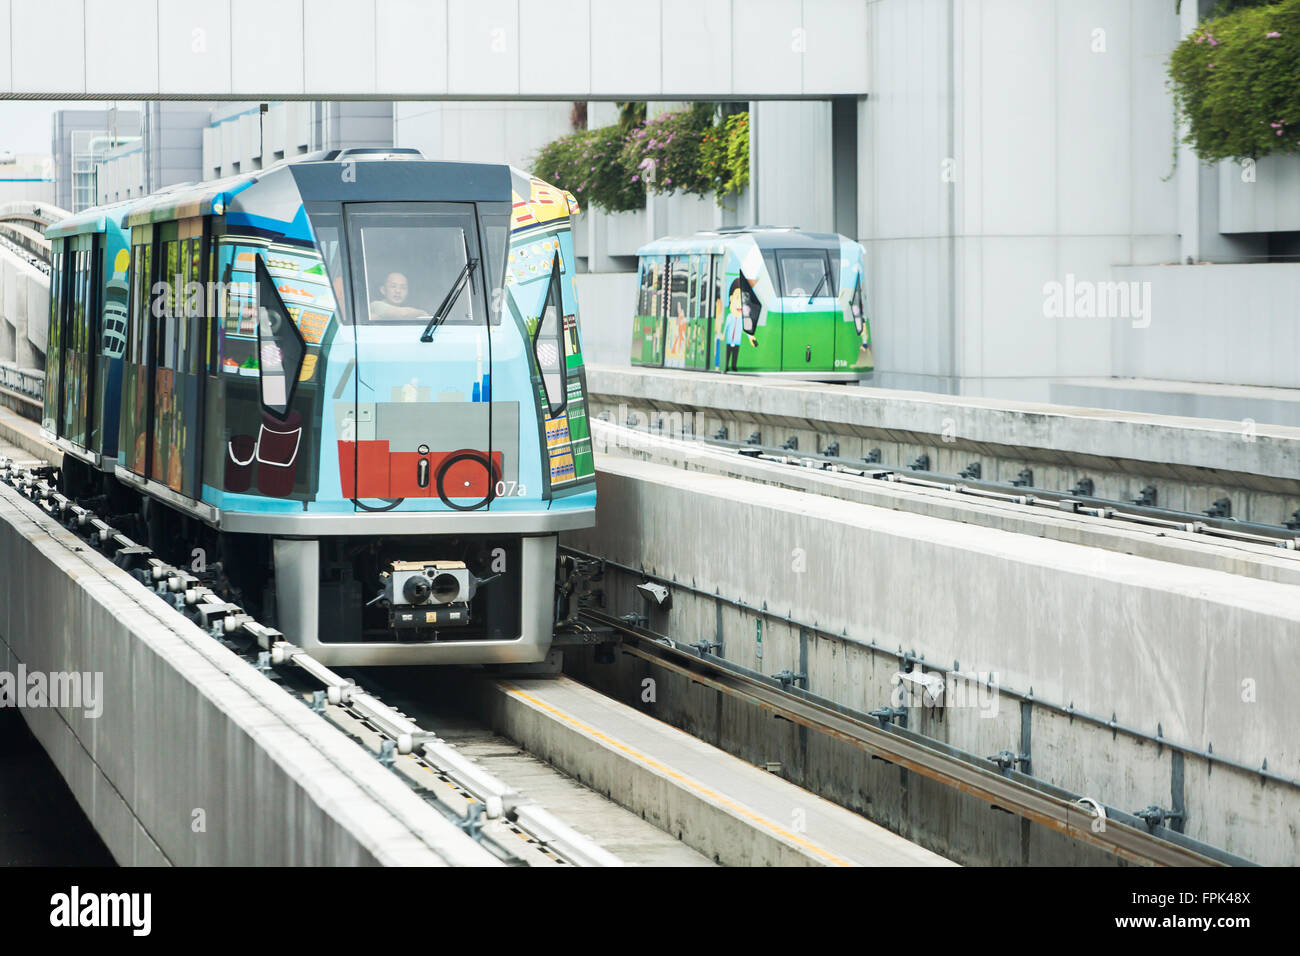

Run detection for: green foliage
[[1208, 0, 1282, 15], [530, 104, 752, 213], [1168, 0, 1300, 163], [617, 101, 647, 130], [531, 122, 646, 213], [701, 112, 751, 204], [620, 103, 718, 198]]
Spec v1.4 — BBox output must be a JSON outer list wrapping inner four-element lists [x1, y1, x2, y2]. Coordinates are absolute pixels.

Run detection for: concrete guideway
[[588, 365, 1300, 525], [0, 406, 50, 461], [0, 477, 499, 866], [472, 674, 952, 867], [593, 420, 1300, 588], [564, 454, 1300, 864]]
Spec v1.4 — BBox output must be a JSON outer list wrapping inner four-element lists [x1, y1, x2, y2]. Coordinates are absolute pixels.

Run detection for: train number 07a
[[494, 480, 527, 497]]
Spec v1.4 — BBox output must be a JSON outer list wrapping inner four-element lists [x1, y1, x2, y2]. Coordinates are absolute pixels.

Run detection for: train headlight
[[387, 560, 474, 606], [429, 572, 462, 604], [402, 574, 432, 605]]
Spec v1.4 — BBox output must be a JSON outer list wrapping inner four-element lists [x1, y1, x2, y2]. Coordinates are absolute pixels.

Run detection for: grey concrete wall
[[0, 480, 498, 866], [586, 365, 1300, 525], [563, 456, 1300, 864], [1111, 263, 1300, 390], [574, 273, 638, 366], [1218, 155, 1300, 235], [396, 100, 571, 174]]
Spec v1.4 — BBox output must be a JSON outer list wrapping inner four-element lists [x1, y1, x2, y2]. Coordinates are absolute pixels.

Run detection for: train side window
[[254, 254, 306, 419], [533, 252, 567, 415], [310, 220, 348, 325], [851, 275, 866, 335]]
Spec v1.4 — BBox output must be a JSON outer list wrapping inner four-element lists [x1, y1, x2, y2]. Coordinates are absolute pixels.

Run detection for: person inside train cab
[[370, 272, 429, 321]]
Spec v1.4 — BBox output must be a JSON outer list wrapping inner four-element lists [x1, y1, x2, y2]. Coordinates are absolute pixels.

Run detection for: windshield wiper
[[420, 257, 479, 342], [807, 272, 827, 304]]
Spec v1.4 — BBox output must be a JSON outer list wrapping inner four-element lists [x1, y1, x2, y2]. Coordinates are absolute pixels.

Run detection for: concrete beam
[[0, 0, 869, 100], [563, 455, 1300, 862], [0, 480, 499, 866]]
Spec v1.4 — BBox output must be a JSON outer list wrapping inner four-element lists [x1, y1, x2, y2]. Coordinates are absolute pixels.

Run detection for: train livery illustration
[[630, 227, 872, 379], [41, 148, 596, 665]]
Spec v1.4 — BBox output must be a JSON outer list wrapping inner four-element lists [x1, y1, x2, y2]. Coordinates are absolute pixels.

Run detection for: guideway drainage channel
[[574, 606, 1252, 868]]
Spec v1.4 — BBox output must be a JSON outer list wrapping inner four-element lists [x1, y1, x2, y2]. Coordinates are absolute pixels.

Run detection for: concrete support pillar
[[12, 274, 35, 368]]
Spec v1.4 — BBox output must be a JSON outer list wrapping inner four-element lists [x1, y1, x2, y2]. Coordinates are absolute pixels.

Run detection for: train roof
[[44, 194, 147, 239], [48, 150, 579, 246], [637, 226, 852, 257]]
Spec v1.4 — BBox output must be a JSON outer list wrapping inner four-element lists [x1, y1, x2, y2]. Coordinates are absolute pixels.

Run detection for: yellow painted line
[[498, 680, 853, 867]]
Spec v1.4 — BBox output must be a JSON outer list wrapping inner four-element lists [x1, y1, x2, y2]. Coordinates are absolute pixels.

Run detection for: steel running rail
[[607, 417, 1300, 548], [269, 641, 622, 868], [0, 454, 621, 868], [570, 541, 1298, 792], [577, 607, 1256, 867]]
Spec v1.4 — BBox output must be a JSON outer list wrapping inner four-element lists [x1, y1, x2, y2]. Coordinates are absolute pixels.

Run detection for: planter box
[[1219, 153, 1300, 234]]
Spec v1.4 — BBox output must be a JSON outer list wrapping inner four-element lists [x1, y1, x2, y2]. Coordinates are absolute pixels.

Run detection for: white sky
[[0, 100, 137, 155]]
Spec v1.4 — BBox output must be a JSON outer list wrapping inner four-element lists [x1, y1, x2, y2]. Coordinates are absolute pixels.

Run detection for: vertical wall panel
[[519, 0, 591, 96], [305, 0, 377, 95], [230, 0, 305, 95], [158, 0, 233, 96], [448, 0, 520, 96]]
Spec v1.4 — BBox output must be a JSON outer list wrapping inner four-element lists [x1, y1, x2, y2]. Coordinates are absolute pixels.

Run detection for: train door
[[343, 202, 494, 512], [121, 224, 153, 476], [776, 249, 837, 370], [686, 254, 710, 370], [170, 218, 205, 498], [60, 234, 95, 447], [42, 240, 68, 435], [664, 254, 691, 369], [707, 254, 724, 371], [94, 232, 129, 463], [149, 221, 181, 489], [631, 256, 666, 367], [81, 234, 103, 455]]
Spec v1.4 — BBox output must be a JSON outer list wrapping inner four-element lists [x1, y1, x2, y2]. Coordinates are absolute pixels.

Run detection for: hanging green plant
[[1168, 0, 1300, 163], [531, 123, 646, 213], [701, 112, 750, 203], [530, 104, 752, 211], [619, 103, 718, 198]]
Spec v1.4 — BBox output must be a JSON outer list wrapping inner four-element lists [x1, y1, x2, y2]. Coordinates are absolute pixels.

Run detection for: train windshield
[[776, 251, 835, 299], [345, 206, 490, 326]]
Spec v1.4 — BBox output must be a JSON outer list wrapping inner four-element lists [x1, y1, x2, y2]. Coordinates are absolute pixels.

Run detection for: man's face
[[381, 273, 409, 305]]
